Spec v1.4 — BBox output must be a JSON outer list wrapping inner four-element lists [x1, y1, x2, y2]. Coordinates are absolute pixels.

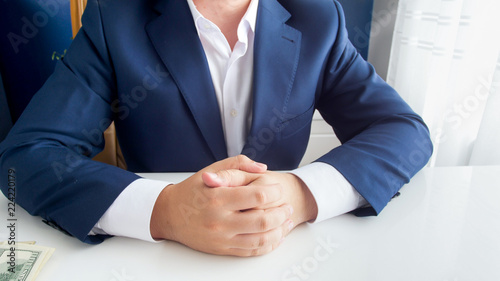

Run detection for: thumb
[[202, 169, 260, 188], [210, 155, 268, 174]]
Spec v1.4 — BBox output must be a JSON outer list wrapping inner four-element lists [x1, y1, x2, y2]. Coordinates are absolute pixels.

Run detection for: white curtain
[[387, 0, 500, 166]]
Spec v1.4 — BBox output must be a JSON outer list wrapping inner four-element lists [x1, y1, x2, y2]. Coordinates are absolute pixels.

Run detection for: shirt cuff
[[89, 178, 169, 242], [290, 162, 367, 223]]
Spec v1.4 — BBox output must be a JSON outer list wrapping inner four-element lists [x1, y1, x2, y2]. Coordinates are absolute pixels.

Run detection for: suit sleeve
[[0, 0, 139, 244], [315, 1, 433, 215]]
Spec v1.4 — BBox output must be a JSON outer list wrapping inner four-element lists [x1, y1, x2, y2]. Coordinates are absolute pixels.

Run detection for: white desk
[[1, 167, 499, 280]]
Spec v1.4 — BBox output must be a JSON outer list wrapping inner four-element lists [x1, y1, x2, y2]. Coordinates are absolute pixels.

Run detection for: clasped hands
[[150, 155, 318, 257]]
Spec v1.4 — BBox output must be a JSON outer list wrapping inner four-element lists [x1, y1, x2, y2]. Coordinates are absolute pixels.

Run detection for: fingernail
[[253, 162, 267, 170], [288, 220, 294, 231], [206, 172, 218, 179]]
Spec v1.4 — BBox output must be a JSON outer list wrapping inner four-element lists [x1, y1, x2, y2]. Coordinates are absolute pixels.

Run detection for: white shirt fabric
[[91, 0, 366, 242], [190, 0, 256, 157]]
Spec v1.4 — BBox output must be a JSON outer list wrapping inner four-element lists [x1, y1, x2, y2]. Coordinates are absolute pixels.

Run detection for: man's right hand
[[150, 155, 294, 256]]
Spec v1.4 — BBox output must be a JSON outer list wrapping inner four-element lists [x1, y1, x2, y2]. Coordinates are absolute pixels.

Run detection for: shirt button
[[230, 109, 238, 118]]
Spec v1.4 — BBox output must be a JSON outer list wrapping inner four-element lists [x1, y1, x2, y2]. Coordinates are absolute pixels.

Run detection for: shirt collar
[[187, 0, 259, 34]]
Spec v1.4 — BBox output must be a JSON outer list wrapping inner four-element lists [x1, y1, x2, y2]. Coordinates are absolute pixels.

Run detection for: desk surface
[[1, 166, 499, 281]]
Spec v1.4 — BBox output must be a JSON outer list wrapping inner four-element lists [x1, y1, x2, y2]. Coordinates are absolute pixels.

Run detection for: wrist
[[288, 173, 318, 224], [150, 185, 175, 241]]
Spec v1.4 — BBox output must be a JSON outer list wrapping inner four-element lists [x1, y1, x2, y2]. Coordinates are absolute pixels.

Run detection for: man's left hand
[[202, 170, 318, 229]]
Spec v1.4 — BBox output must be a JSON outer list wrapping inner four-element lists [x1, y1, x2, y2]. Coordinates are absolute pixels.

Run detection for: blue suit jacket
[[0, 0, 432, 243]]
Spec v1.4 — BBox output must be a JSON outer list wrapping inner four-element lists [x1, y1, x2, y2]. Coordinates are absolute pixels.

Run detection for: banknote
[[0, 242, 36, 246], [0, 242, 54, 281]]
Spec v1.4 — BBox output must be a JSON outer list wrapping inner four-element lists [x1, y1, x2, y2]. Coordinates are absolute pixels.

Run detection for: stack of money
[[0, 241, 55, 281]]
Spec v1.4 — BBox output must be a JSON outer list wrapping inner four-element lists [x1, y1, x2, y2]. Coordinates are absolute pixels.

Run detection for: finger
[[202, 169, 261, 188], [235, 155, 268, 173], [225, 220, 292, 256], [225, 245, 276, 257], [231, 221, 293, 250], [227, 204, 293, 234], [209, 155, 267, 174], [228, 219, 293, 253], [215, 184, 284, 210]]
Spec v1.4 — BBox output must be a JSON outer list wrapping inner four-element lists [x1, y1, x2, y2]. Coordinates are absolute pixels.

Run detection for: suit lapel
[[146, 0, 228, 161], [243, 0, 302, 160]]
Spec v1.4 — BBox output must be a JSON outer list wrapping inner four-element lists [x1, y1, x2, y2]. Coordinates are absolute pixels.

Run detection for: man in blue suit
[[0, 0, 432, 256]]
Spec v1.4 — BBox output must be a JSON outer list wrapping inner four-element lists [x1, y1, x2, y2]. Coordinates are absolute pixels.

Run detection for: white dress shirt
[[91, 0, 366, 241]]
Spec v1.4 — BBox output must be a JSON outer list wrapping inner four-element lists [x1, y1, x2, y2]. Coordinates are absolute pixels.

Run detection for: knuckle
[[250, 246, 271, 257], [236, 154, 248, 164], [254, 190, 267, 205], [250, 248, 260, 256], [258, 234, 269, 248], [259, 216, 271, 231]]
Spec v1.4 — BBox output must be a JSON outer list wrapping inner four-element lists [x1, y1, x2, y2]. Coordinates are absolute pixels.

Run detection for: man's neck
[[193, 0, 251, 50]]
